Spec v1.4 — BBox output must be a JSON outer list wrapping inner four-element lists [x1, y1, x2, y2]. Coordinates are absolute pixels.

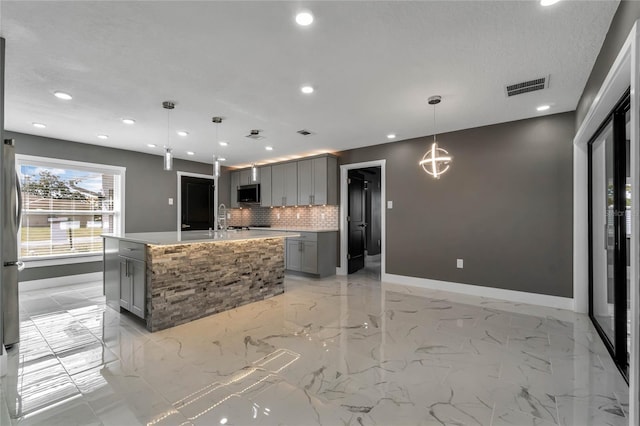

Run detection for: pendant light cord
[[433, 103, 437, 143]]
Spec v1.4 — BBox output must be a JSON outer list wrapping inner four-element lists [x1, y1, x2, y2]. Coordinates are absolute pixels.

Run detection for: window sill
[[22, 255, 103, 268]]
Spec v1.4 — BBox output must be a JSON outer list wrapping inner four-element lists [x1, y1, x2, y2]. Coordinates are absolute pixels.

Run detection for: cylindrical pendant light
[[213, 155, 221, 178], [212, 116, 223, 178], [162, 101, 175, 171], [164, 147, 173, 171]]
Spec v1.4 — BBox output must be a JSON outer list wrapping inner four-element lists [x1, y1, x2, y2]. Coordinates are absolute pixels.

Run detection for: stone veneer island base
[[146, 238, 284, 331], [103, 230, 296, 332]]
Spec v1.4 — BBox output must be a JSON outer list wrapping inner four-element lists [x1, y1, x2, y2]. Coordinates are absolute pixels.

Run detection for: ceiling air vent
[[297, 129, 314, 136], [505, 76, 549, 97], [245, 129, 264, 140]]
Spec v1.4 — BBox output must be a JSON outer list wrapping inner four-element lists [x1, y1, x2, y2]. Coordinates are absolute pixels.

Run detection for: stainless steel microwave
[[237, 184, 261, 204]]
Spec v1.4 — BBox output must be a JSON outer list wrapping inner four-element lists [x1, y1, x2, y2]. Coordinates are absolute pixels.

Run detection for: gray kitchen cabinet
[[230, 170, 240, 208], [260, 166, 272, 207], [272, 162, 297, 206], [297, 156, 338, 206], [285, 231, 337, 277], [118, 241, 146, 319], [286, 240, 317, 274], [239, 168, 259, 185]]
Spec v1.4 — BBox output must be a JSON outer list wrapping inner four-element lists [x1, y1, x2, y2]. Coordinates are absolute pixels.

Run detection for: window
[[16, 155, 125, 261]]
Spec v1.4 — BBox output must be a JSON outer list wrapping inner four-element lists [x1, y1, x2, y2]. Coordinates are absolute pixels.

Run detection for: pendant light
[[163, 101, 175, 171], [212, 116, 223, 178], [419, 95, 452, 179]]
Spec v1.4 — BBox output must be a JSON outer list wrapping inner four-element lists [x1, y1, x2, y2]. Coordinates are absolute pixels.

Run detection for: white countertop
[[248, 226, 338, 232], [102, 229, 300, 245]]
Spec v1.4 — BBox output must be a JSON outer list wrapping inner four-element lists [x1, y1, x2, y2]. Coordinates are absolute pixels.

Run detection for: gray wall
[[338, 112, 575, 298], [7, 131, 217, 281], [576, 0, 637, 129]]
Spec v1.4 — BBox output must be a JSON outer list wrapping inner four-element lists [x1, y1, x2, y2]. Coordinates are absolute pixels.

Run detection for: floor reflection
[[1, 275, 630, 425]]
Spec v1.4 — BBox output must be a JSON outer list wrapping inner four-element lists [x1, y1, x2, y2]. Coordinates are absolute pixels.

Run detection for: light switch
[[168, 198, 174, 205], [277, 213, 280, 219], [387, 200, 393, 209], [227, 213, 231, 219], [456, 259, 464, 269]]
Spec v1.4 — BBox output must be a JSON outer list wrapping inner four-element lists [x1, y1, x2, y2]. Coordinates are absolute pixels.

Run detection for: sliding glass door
[[589, 90, 630, 377]]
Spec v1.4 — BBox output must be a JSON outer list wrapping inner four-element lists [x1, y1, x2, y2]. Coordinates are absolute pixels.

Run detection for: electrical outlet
[[296, 213, 300, 219], [456, 259, 464, 269], [387, 200, 393, 209], [168, 198, 174, 205], [321, 213, 325, 219], [227, 213, 231, 219], [277, 213, 280, 219]]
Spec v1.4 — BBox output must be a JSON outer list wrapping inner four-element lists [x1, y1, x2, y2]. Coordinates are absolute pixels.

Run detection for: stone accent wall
[[145, 238, 285, 332]]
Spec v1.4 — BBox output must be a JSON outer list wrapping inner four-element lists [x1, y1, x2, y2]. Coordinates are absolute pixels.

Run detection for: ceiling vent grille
[[297, 129, 314, 136], [505, 76, 549, 97], [245, 129, 264, 140]]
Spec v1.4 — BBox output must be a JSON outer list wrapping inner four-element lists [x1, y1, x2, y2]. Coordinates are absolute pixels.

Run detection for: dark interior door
[[348, 171, 365, 273], [588, 89, 630, 378], [181, 176, 215, 231]]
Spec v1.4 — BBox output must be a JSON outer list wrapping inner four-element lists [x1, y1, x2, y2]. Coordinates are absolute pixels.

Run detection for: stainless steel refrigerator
[[1, 36, 23, 350], [2, 138, 23, 348]]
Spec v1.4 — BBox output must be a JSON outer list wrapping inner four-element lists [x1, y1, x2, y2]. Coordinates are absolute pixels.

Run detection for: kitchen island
[[102, 230, 298, 332]]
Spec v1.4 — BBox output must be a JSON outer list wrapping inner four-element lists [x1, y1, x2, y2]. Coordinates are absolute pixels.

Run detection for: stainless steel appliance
[[237, 184, 261, 204], [2, 138, 23, 348]]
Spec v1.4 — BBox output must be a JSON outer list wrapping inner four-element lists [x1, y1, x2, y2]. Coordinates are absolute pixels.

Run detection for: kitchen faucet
[[217, 204, 227, 231]]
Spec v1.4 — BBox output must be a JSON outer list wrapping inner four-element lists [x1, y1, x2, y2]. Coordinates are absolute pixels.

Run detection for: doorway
[[589, 89, 630, 378], [177, 172, 216, 231], [339, 161, 385, 280]]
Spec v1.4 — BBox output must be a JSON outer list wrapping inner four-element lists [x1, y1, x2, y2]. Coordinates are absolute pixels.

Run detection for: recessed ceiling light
[[537, 105, 551, 111], [122, 118, 136, 125], [147, 144, 157, 148], [219, 141, 228, 147], [177, 130, 189, 137], [265, 146, 274, 151], [97, 134, 109, 140], [32, 122, 46, 129], [186, 151, 195, 156], [54, 91, 73, 100], [540, 0, 561, 6], [219, 157, 226, 161], [301, 85, 314, 94], [295, 11, 314, 26], [387, 133, 396, 139]]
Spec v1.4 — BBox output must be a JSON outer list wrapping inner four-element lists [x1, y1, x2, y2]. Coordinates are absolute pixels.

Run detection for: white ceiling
[[1, 0, 619, 167]]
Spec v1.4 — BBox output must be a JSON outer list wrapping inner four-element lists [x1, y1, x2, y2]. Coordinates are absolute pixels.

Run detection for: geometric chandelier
[[418, 95, 452, 179]]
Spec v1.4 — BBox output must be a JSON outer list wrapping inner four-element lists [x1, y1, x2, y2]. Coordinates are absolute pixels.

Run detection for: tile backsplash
[[228, 205, 339, 229]]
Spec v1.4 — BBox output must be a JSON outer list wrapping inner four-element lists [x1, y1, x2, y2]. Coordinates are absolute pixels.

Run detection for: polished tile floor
[[1, 274, 630, 425]]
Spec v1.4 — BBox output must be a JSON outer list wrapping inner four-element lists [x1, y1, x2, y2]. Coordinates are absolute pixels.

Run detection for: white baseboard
[[19, 272, 103, 291], [382, 273, 574, 311]]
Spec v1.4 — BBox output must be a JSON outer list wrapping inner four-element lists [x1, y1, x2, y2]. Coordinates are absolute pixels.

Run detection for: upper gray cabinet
[[239, 168, 259, 185], [230, 171, 240, 208], [259, 166, 272, 207], [272, 162, 298, 206], [297, 156, 337, 206]]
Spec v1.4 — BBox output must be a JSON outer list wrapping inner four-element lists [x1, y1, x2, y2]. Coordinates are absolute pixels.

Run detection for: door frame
[[338, 160, 386, 277], [176, 171, 217, 233], [587, 91, 630, 375], [573, 19, 639, 424]]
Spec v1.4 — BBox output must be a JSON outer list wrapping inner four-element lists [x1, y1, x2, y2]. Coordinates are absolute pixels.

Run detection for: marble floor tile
[[2, 276, 630, 426]]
